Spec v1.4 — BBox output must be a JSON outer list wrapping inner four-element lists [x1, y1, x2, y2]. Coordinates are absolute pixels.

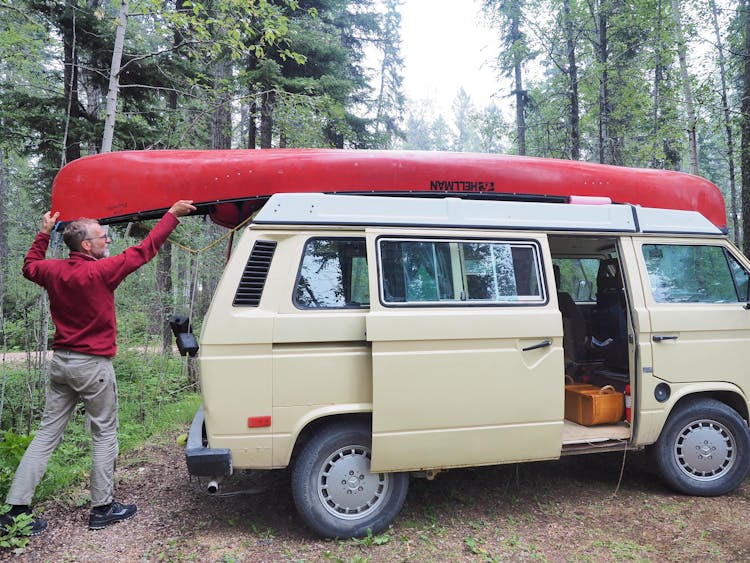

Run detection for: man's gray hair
[[62, 219, 99, 252]]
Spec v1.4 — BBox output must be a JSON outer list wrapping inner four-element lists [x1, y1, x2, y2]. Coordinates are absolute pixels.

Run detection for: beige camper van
[[182, 192, 750, 538]]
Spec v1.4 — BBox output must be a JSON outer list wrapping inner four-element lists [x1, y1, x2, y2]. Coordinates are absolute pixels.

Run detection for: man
[[1, 200, 196, 535]]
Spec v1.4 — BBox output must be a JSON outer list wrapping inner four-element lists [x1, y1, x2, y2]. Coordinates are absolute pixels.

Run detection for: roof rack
[[254, 193, 722, 236]]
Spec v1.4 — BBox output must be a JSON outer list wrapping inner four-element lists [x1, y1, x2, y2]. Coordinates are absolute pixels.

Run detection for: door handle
[[522, 339, 552, 352], [652, 335, 679, 342]]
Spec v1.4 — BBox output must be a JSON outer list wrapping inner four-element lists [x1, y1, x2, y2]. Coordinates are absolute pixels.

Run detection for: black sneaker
[[88, 501, 137, 530], [0, 511, 48, 536]]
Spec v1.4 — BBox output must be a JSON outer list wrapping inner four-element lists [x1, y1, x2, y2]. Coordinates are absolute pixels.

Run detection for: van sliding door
[[366, 230, 564, 472]]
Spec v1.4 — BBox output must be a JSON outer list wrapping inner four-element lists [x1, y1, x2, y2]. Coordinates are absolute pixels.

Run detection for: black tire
[[291, 420, 409, 538], [653, 398, 750, 496]]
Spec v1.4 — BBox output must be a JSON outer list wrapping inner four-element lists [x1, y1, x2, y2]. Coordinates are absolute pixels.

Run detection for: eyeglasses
[[84, 234, 111, 242]]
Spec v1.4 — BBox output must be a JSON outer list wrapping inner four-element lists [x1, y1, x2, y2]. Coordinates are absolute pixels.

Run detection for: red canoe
[[50, 149, 728, 230]]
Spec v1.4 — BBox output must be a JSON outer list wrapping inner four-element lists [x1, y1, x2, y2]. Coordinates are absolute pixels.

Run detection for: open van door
[[365, 230, 565, 472]]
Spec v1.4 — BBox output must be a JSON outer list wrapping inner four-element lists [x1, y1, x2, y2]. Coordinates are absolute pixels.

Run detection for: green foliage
[[0, 435, 36, 553], [2, 319, 31, 351], [272, 91, 352, 148], [0, 468, 12, 503], [0, 506, 32, 553], [0, 432, 33, 501], [465, 535, 497, 561], [352, 529, 393, 547], [473, 104, 508, 153], [241, 0, 386, 149], [0, 432, 33, 467], [0, 364, 48, 436], [452, 88, 481, 152]]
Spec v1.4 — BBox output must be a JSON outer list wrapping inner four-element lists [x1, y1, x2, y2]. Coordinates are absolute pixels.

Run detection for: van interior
[[549, 235, 633, 451]]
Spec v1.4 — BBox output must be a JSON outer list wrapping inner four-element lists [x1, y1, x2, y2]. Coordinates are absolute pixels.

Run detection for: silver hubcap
[[674, 419, 735, 481], [318, 444, 388, 520]]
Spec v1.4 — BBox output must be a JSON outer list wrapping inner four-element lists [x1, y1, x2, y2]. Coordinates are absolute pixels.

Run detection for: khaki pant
[[6, 350, 119, 507]]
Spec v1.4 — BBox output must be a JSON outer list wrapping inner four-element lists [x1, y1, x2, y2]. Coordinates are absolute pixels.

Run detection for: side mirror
[[169, 314, 199, 357], [169, 314, 191, 335]]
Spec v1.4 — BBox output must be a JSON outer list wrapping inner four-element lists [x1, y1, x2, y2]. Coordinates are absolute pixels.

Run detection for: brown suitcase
[[565, 384, 624, 426]]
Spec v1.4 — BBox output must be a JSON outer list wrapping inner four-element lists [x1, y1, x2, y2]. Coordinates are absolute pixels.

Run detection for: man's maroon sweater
[[22, 213, 179, 358]]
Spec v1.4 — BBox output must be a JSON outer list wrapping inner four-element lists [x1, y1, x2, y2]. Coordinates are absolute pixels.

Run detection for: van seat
[[554, 265, 588, 373], [590, 259, 628, 371]]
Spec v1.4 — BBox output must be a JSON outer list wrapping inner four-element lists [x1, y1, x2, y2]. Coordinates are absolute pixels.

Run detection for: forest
[[1, 0, 750, 528]]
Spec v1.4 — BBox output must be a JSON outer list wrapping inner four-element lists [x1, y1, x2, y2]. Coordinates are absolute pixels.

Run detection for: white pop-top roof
[[253, 193, 723, 236]]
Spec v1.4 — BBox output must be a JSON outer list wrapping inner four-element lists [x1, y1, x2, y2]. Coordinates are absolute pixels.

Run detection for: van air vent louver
[[233, 240, 277, 306]]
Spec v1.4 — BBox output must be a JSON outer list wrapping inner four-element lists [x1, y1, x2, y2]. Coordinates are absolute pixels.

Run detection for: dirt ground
[[5, 431, 750, 563]]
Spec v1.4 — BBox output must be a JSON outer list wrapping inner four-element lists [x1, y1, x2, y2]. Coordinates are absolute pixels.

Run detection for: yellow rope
[[167, 214, 255, 255]]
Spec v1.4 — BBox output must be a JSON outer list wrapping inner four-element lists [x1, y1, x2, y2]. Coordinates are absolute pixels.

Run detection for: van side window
[[379, 238, 544, 305], [643, 244, 747, 303], [294, 238, 369, 309]]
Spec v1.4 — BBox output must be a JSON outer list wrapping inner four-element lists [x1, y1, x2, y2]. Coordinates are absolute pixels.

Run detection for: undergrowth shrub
[[0, 505, 33, 553]]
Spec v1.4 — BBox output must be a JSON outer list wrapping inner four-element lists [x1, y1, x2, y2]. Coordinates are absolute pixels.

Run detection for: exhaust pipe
[[207, 479, 220, 494]]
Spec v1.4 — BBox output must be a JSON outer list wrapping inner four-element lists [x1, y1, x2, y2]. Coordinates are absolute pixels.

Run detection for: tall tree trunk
[[651, 0, 663, 167], [248, 100, 258, 149], [212, 58, 232, 149], [514, 62, 526, 155], [650, 0, 681, 168], [563, 0, 580, 160], [375, 47, 388, 139], [156, 249, 173, 353], [741, 0, 750, 257], [84, 0, 105, 153], [485, 0, 526, 153], [260, 90, 276, 148], [0, 150, 6, 426], [511, 14, 526, 155], [671, 0, 699, 174], [61, 0, 81, 165], [595, 0, 610, 164], [710, 0, 739, 244], [0, 151, 6, 326], [373, 0, 405, 149], [154, 0, 190, 354], [101, 0, 129, 153], [167, 0, 187, 149]]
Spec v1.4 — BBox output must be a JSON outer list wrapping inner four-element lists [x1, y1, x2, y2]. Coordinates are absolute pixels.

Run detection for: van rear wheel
[[291, 420, 409, 538], [654, 398, 750, 496]]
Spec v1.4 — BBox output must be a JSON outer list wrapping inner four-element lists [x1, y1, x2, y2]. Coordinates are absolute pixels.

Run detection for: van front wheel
[[654, 398, 750, 496], [291, 421, 409, 538]]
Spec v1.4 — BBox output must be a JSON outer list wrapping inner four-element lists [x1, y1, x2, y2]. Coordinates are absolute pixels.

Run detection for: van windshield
[[642, 244, 749, 303]]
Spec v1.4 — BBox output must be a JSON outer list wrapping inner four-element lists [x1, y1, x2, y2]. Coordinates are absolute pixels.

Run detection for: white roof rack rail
[[254, 193, 722, 236]]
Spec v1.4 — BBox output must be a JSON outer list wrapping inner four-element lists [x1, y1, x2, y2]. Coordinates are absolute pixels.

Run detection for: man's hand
[[42, 211, 60, 235], [168, 200, 197, 218]]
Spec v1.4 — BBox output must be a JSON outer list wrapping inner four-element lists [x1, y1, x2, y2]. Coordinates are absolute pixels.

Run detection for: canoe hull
[[50, 149, 727, 230]]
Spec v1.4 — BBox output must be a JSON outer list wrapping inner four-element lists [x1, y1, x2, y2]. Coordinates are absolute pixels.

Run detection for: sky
[[398, 0, 504, 118]]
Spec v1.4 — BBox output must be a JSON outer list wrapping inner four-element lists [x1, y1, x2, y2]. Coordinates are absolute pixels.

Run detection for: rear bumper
[[185, 405, 233, 477]]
